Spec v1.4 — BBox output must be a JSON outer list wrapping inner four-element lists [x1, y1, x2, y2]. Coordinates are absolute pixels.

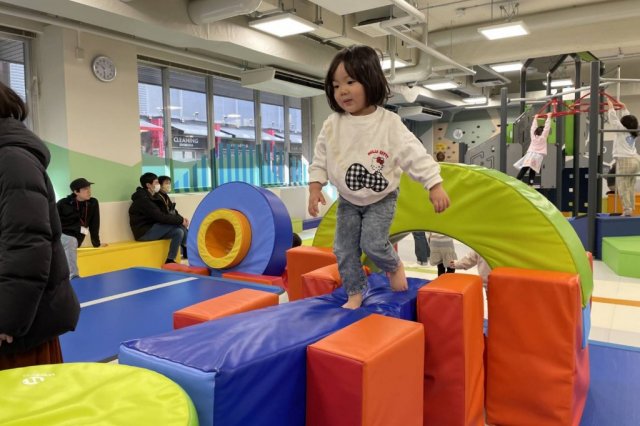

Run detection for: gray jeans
[[334, 190, 400, 296], [60, 234, 79, 279]]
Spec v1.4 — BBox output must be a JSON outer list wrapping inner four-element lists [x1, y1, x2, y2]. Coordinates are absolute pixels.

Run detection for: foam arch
[[313, 164, 593, 306]]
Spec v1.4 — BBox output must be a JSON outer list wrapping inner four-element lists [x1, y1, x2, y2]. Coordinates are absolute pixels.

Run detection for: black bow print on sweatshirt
[[345, 163, 389, 192]]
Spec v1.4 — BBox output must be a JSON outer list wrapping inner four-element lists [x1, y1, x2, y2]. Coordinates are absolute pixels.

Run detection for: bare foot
[[342, 293, 363, 309], [389, 263, 408, 292]]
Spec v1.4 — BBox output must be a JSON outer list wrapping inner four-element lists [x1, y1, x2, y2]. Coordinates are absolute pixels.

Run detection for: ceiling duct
[[397, 105, 443, 121], [472, 65, 510, 87], [241, 67, 325, 98], [188, 0, 263, 25]]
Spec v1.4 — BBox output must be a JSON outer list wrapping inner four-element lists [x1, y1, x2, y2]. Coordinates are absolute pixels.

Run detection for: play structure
[[110, 166, 600, 425]]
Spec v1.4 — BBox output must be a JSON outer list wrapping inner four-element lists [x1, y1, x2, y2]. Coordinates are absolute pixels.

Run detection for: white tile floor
[[300, 230, 640, 350]]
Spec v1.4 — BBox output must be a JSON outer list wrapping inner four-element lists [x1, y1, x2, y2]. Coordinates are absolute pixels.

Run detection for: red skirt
[[0, 338, 63, 371]]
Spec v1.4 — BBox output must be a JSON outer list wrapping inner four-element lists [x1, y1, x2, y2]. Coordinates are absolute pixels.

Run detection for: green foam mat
[[602, 236, 640, 278]]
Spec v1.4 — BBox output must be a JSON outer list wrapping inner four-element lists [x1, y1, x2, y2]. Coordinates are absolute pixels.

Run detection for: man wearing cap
[[57, 178, 105, 279]]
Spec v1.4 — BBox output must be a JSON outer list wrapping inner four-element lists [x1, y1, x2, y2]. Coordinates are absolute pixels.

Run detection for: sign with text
[[172, 135, 207, 149]]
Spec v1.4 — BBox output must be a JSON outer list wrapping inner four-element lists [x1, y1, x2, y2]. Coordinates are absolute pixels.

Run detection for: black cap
[[70, 178, 94, 192]]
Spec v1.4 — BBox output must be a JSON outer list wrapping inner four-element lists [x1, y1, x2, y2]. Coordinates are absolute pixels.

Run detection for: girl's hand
[[308, 183, 326, 217], [449, 260, 456, 268], [429, 183, 450, 213], [0, 334, 13, 347]]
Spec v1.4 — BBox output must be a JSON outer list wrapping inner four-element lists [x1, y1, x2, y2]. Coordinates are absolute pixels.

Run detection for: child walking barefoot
[[308, 45, 449, 309]]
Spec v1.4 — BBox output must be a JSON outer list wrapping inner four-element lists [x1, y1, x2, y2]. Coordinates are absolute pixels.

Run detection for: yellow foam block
[[78, 240, 177, 276]]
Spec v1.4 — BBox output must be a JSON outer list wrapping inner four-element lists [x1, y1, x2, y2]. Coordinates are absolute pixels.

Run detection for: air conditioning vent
[[354, 17, 410, 38], [473, 78, 506, 87], [241, 67, 324, 98], [397, 105, 443, 121]]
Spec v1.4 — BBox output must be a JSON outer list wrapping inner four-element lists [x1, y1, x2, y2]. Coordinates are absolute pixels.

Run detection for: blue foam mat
[[581, 341, 640, 425]]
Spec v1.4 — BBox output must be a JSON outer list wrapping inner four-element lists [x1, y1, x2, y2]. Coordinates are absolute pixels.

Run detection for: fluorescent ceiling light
[[249, 13, 317, 37], [423, 81, 457, 91], [463, 96, 488, 104], [478, 21, 529, 40], [381, 58, 409, 70], [490, 62, 522, 73], [543, 79, 574, 88]]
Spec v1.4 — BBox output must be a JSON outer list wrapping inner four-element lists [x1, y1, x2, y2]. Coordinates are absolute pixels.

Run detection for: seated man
[[57, 178, 105, 279], [129, 172, 188, 264]]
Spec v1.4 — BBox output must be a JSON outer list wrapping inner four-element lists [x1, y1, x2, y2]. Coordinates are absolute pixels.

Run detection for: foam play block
[[307, 314, 424, 426], [221, 271, 284, 288], [302, 263, 342, 298], [286, 246, 337, 301], [594, 214, 640, 259], [163, 262, 211, 276], [78, 240, 173, 276], [0, 363, 197, 425], [486, 267, 589, 426], [602, 236, 640, 278], [417, 273, 485, 426], [120, 275, 428, 426], [173, 288, 279, 329]]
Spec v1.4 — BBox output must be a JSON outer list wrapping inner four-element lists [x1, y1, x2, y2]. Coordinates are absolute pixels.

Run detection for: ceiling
[[0, 0, 638, 109]]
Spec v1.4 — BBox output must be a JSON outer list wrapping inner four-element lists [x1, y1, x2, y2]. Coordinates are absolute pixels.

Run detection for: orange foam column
[[417, 273, 485, 426], [286, 246, 336, 301], [486, 267, 589, 425], [307, 314, 424, 426], [173, 289, 278, 329]]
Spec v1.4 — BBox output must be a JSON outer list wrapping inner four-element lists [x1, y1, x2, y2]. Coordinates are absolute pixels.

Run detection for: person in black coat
[[158, 175, 188, 259], [129, 172, 189, 264], [57, 178, 105, 279], [0, 82, 80, 369]]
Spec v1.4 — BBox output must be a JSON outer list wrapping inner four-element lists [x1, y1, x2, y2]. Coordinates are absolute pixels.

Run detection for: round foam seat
[[0, 363, 198, 425]]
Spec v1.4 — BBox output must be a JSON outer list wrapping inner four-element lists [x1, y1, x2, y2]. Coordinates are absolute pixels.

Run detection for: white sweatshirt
[[308, 107, 443, 206], [528, 116, 552, 155], [608, 108, 638, 158], [452, 250, 491, 288]]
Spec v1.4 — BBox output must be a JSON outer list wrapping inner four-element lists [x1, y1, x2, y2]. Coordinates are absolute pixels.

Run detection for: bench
[[78, 240, 177, 276]]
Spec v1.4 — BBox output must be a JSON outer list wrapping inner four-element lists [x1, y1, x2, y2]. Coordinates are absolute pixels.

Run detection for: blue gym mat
[[60, 268, 282, 362], [581, 341, 640, 425]]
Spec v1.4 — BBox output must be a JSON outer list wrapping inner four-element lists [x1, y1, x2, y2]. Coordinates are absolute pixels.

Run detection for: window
[[137, 61, 313, 191], [288, 98, 306, 185], [138, 65, 168, 177], [169, 70, 211, 191], [261, 93, 286, 186], [213, 79, 259, 185]]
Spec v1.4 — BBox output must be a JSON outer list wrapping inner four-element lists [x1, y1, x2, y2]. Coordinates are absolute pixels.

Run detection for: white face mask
[[153, 183, 161, 193]]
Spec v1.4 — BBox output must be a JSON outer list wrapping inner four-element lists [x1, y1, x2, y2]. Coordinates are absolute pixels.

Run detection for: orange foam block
[[417, 273, 485, 426], [302, 263, 341, 298], [173, 288, 279, 329], [307, 314, 424, 426], [161, 262, 210, 276], [486, 267, 589, 426], [286, 246, 336, 301], [222, 271, 284, 288]]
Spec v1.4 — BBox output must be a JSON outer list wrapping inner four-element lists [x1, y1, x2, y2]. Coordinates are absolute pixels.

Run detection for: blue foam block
[[594, 214, 640, 259], [187, 182, 292, 276], [581, 342, 640, 425], [119, 275, 428, 426]]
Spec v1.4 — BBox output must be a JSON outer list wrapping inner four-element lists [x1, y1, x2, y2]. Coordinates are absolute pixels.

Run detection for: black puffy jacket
[[0, 118, 80, 355], [128, 187, 184, 240]]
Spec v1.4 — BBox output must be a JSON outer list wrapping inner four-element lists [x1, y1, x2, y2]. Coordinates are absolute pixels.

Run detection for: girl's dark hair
[[0, 81, 28, 121], [534, 126, 545, 136], [324, 45, 390, 113], [621, 115, 639, 138], [158, 176, 172, 185]]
